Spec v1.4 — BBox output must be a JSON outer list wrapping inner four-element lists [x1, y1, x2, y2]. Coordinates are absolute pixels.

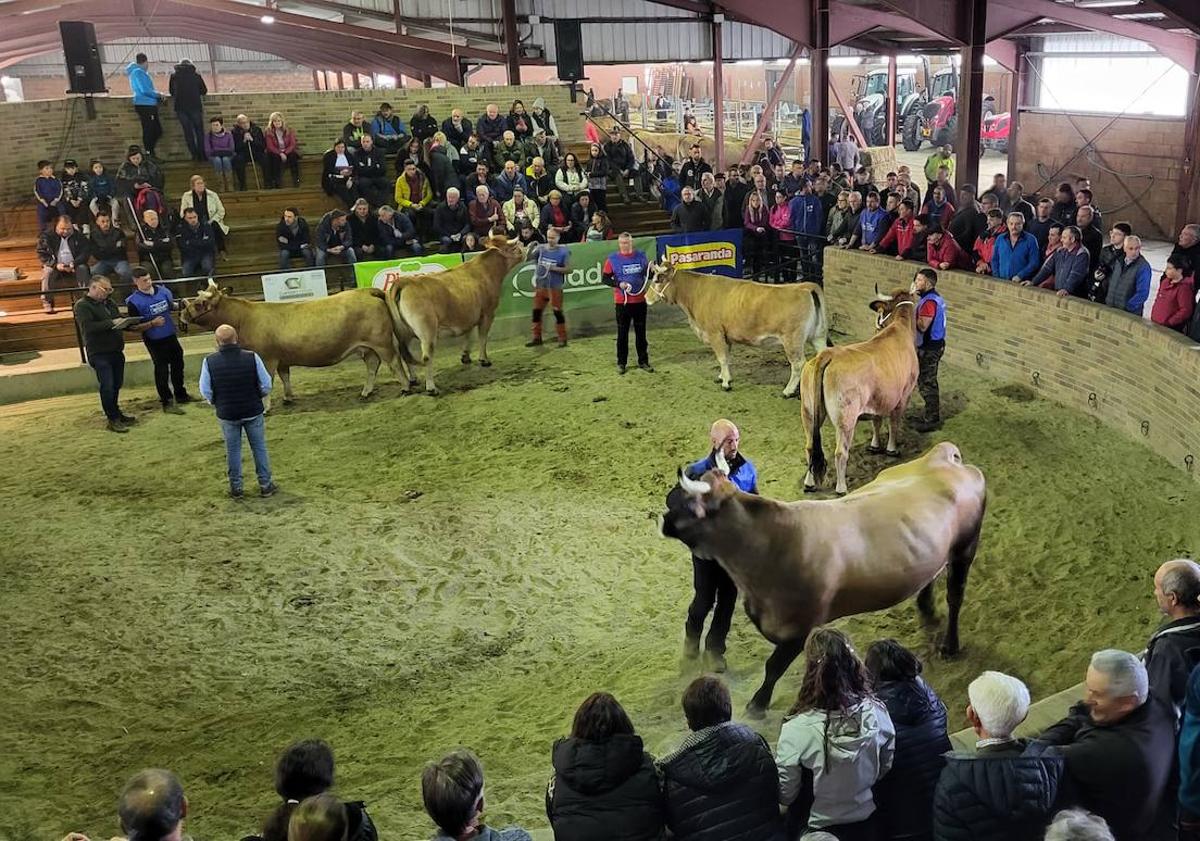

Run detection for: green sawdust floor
[[1, 323, 1196, 841]]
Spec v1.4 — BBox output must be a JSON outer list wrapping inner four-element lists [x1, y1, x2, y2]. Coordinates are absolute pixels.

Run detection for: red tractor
[[902, 66, 995, 151]]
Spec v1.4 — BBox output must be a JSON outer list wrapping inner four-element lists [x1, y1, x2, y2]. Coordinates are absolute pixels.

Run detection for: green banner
[[353, 254, 467, 289]]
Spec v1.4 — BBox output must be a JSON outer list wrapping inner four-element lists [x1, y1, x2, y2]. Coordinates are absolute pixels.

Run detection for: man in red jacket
[[1151, 255, 1195, 331], [875, 198, 915, 258], [973, 209, 1005, 274], [927, 223, 970, 270]]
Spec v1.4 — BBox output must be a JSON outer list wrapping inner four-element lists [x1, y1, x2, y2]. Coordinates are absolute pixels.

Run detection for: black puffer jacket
[[659, 723, 786, 841], [932, 739, 1064, 841], [873, 677, 951, 840], [546, 734, 664, 841]]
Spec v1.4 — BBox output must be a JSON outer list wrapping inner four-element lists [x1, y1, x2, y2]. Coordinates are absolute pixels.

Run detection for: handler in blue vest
[[199, 324, 277, 499], [912, 268, 946, 432], [125, 266, 193, 414], [601, 232, 653, 374], [682, 418, 758, 673]]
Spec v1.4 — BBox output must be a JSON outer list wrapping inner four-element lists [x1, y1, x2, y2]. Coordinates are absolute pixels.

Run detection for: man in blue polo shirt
[[125, 266, 193, 414], [526, 227, 570, 348], [850, 191, 890, 250]]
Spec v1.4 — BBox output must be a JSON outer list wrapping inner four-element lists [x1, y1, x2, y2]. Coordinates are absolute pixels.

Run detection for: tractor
[[901, 65, 996, 152], [830, 68, 921, 147]]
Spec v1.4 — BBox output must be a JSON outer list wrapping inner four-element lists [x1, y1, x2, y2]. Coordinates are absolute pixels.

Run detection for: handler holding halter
[[682, 418, 758, 672]]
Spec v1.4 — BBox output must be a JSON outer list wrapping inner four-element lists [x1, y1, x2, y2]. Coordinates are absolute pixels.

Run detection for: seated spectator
[[1050, 182, 1077, 227], [265, 112, 301, 189], [556, 153, 588, 205], [875, 199, 915, 257], [1146, 558, 1200, 716], [1029, 225, 1089, 297], [456, 134, 486, 180], [433, 188, 471, 252], [1170, 223, 1200, 269], [527, 129, 558, 172], [260, 740, 376, 841], [530, 96, 558, 138], [493, 130, 527, 173], [427, 133, 458, 201], [442, 108, 473, 151], [176, 207, 217, 277], [569, 193, 595, 242], [463, 162, 494, 202], [927, 222, 970, 270], [1044, 809, 1115, 841], [287, 794, 347, 841], [476, 103, 507, 150], [181, 174, 229, 258], [137, 208, 175, 279], [322, 140, 357, 207], [276, 207, 314, 270], [776, 628, 895, 840], [205, 117, 235, 192], [37, 215, 90, 314], [231, 113, 267, 192], [1036, 650, 1174, 841], [463, 231, 483, 252], [525, 157, 555, 206], [1103, 235, 1151, 315], [422, 748, 532, 841], [377, 205, 423, 259], [88, 212, 132, 283], [920, 184, 955, 230], [468, 186, 502, 238], [493, 161, 528, 204], [354, 135, 391, 208], [990, 212, 1040, 283], [585, 211, 615, 242], [1151, 256, 1196, 329], [348, 199, 381, 261], [394, 159, 433, 232], [410, 104, 438, 144], [546, 691, 664, 840], [933, 670, 1063, 841], [370, 102, 408, 153], [116, 145, 165, 208], [396, 137, 427, 179], [672, 186, 710, 234], [539, 190, 572, 240], [1026, 197, 1055, 253], [314, 209, 356, 267], [658, 675, 785, 841], [604, 127, 640, 203], [342, 110, 369, 151], [865, 640, 949, 841], [88, 159, 119, 226]]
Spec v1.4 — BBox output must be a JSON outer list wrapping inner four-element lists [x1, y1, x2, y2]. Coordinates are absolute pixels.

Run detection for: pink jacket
[[769, 204, 793, 241]]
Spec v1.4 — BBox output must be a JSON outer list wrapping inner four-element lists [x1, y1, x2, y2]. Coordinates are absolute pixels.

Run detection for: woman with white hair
[[1043, 809, 1115, 841]]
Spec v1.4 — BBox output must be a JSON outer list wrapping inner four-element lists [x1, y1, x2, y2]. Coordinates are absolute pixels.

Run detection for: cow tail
[[383, 284, 418, 366], [804, 354, 833, 485], [809, 287, 831, 348]]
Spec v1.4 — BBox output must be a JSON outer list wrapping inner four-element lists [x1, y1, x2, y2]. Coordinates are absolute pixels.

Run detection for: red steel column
[[712, 10, 725, 172], [955, 0, 986, 195], [810, 0, 829, 164], [1006, 42, 1026, 186], [502, 0, 521, 85]]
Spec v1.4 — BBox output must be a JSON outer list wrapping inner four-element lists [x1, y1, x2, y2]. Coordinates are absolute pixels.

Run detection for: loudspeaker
[[60, 21, 106, 95], [554, 20, 584, 82]]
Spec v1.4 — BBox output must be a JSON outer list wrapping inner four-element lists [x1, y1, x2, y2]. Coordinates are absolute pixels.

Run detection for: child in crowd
[[60, 159, 92, 234], [205, 116, 236, 192], [87, 159, 119, 227], [34, 159, 63, 229]]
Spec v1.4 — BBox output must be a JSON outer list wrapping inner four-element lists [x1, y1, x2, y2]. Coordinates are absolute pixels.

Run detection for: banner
[[261, 268, 328, 302], [353, 254, 466, 291], [656, 229, 743, 277], [496, 236, 657, 319]]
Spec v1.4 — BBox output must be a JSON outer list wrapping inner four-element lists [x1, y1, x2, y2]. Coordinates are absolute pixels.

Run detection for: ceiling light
[[261, 14, 275, 23]]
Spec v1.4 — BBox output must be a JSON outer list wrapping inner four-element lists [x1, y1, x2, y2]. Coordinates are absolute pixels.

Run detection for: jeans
[[181, 253, 215, 277], [41, 263, 91, 309], [278, 245, 315, 270], [177, 109, 206, 160], [135, 104, 163, 155], [219, 414, 273, 491], [381, 240, 424, 259], [917, 342, 944, 421], [685, 556, 737, 653], [89, 351, 125, 420], [316, 247, 357, 267], [91, 259, 133, 283], [266, 152, 301, 188], [440, 236, 462, 253], [614, 301, 649, 367], [145, 334, 188, 405], [210, 154, 233, 176]]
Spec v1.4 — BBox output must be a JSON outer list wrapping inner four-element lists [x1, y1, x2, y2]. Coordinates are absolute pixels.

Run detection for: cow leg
[[418, 334, 439, 395], [711, 337, 732, 391], [380, 343, 412, 394], [833, 410, 855, 496], [886, 407, 903, 456], [277, 366, 294, 405], [478, 315, 495, 367], [868, 416, 883, 451], [916, 580, 938, 622], [747, 634, 808, 719], [781, 339, 803, 398], [941, 515, 983, 657], [461, 328, 472, 365], [360, 349, 381, 399]]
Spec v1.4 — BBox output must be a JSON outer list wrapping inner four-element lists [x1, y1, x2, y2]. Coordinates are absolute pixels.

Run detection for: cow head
[[645, 262, 677, 305], [661, 450, 743, 554], [483, 234, 530, 270], [868, 284, 916, 330], [180, 278, 230, 326]]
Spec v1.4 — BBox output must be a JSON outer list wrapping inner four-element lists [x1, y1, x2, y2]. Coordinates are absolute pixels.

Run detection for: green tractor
[[831, 68, 921, 147]]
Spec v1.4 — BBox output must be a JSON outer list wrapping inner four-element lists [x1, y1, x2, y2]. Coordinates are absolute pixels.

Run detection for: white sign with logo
[[261, 269, 329, 302]]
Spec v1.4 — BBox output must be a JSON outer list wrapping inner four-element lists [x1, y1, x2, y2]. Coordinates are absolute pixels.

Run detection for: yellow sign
[[663, 241, 737, 270]]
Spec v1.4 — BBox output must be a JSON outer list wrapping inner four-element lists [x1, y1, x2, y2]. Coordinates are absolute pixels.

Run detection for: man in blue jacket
[[1028, 225, 1091, 297], [990, 211, 1040, 283], [789, 182, 825, 281], [850, 191, 890, 251], [125, 53, 166, 157], [125, 266, 192, 414]]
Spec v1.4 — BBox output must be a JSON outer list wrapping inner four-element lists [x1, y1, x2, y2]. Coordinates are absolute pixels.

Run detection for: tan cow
[[646, 263, 828, 395], [630, 129, 753, 166], [662, 441, 986, 716], [181, 280, 414, 406], [801, 287, 919, 495], [385, 234, 527, 395]]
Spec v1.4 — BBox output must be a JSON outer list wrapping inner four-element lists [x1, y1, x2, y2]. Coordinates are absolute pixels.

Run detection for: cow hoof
[[803, 484, 819, 494], [359, 391, 373, 401], [460, 354, 471, 365], [835, 489, 848, 497], [782, 390, 798, 399], [744, 703, 767, 721], [281, 397, 295, 405], [480, 359, 492, 368], [866, 444, 887, 455], [721, 383, 732, 392], [938, 639, 961, 658], [409, 378, 419, 387], [885, 449, 901, 458], [426, 387, 440, 397]]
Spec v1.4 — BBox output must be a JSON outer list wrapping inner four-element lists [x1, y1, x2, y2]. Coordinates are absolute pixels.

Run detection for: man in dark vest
[[198, 324, 276, 498], [912, 268, 946, 432]]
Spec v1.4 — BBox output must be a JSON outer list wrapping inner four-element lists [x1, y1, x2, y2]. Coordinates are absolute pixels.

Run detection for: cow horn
[[678, 468, 711, 496], [507, 237, 520, 246], [207, 278, 218, 289], [714, 449, 730, 476]]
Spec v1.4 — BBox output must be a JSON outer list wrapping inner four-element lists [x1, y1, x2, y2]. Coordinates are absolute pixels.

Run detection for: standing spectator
[[469, 185, 503, 238], [37, 216, 89, 313], [876, 199, 916, 258], [276, 207, 314, 269], [88, 212, 132, 283], [348, 199, 380, 260], [353, 135, 391, 208], [204, 117, 235, 192], [371, 102, 408, 154], [830, 133, 859, 172], [825, 191, 853, 249], [1090, 222, 1132, 303], [259, 740, 377, 841], [865, 639, 950, 841], [671, 187, 710, 234], [743, 191, 770, 278], [1007, 182, 1034, 223], [851, 167, 876, 203], [849, 191, 889, 251], [441, 108, 472, 152], [125, 53, 165, 157], [199, 324, 276, 498], [776, 628, 896, 840], [1025, 198, 1056, 254], [394, 159, 433, 234], [1029, 225, 1090, 298], [679, 144, 712, 191], [585, 144, 609, 211], [176, 207, 217, 277], [1170, 223, 1200, 268], [410, 104, 439, 144], [265, 112, 301, 189], [314, 209, 356, 267], [1103, 235, 1151, 315], [525, 227, 570, 348], [73, 277, 140, 432], [601, 233, 652, 375], [180, 174, 229, 258], [933, 671, 1064, 841], [923, 145, 954, 192], [34, 159, 64, 229], [1050, 183, 1077, 227], [947, 186, 984, 254], [1076, 189, 1102, 228], [920, 185, 955, 229], [659, 676, 786, 841], [60, 158, 91, 233], [789, 181, 825, 279], [1075, 206, 1104, 272], [604, 127, 639, 203], [1178, 659, 1200, 841], [978, 173, 1009, 214], [433, 188, 471, 252], [1146, 558, 1200, 717], [768, 190, 796, 281], [422, 749, 532, 841], [125, 266, 191, 414], [1153, 257, 1197, 331], [926, 224, 969, 271], [781, 160, 806, 198], [232, 113, 267, 191], [427, 133, 459, 201], [87, 159, 119, 226], [168, 59, 208, 161], [137, 209, 175, 278], [912, 267, 945, 431], [322, 139, 357, 207], [724, 167, 751, 223], [972, 209, 1005, 274], [1035, 650, 1175, 841], [377, 206, 422, 259], [342, 111, 369, 151], [991, 212, 1040, 283]]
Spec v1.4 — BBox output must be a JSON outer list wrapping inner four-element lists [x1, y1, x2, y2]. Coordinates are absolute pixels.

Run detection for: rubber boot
[[555, 320, 567, 348], [525, 317, 543, 347]]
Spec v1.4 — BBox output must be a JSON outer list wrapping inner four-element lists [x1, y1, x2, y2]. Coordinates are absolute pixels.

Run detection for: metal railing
[[610, 97, 809, 157]]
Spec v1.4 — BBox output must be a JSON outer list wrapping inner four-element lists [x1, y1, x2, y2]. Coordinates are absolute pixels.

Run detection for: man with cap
[[911, 268, 946, 432]]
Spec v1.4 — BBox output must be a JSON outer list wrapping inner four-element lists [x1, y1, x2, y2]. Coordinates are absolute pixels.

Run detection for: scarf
[[405, 169, 426, 197]]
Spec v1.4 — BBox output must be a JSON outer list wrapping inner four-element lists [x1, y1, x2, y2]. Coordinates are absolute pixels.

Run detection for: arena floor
[[2, 321, 1195, 840]]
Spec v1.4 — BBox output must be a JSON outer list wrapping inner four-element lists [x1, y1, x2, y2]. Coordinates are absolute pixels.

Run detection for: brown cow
[[801, 286, 919, 495], [662, 441, 986, 716], [385, 234, 527, 395], [646, 263, 828, 395], [181, 280, 413, 407]]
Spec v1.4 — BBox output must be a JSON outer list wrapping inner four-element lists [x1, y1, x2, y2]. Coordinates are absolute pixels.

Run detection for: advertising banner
[[260, 268, 329, 302], [353, 254, 466, 290], [656, 229, 743, 277]]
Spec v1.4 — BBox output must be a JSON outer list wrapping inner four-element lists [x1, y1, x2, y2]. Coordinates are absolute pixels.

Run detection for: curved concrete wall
[[823, 248, 1200, 480]]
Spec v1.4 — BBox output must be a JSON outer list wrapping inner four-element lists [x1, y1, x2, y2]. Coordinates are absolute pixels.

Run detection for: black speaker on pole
[[60, 21, 106, 95], [554, 20, 584, 82]]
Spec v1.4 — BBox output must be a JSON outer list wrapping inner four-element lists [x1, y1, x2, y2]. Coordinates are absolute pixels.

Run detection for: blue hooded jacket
[[125, 62, 160, 106], [990, 231, 1040, 281], [788, 193, 825, 238]]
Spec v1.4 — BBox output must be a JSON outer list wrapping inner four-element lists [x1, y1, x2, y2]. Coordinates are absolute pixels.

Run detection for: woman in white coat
[[180, 173, 229, 257]]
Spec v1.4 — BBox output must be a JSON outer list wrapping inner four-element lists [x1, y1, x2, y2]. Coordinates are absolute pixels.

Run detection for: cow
[[800, 286, 919, 495], [385, 234, 527, 395], [645, 263, 828, 395], [661, 441, 986, 718], [181, 280, 414, 407]]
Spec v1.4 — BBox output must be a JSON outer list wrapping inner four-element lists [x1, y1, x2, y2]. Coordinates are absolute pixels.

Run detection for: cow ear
[[222, 286, 233, 295], [868, 299, 888, 313]]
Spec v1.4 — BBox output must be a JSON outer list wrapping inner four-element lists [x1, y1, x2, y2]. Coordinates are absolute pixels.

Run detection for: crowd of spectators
[[55, 558, 1200, 841]]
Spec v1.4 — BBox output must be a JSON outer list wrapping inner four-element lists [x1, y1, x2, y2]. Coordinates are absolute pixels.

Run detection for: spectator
[[585, 211, 615, 242], [116, 146, 164, 209], [1076, 189, 1102, 228], [463, 162, 494, 202], [897, 170, 921, 208], [658, 675, 785, 841], [265, 112, 301, 189], [1170, 223, 1200, 268], [570, 193, 595, 242], [842, 191, 864, 245], [1178, 662, 1200, 841], [1008, 182, 1034, 223], [204, 117, 235, 192], [876, 199, 915, 258], [525, 157, 555, 206], [469, 186, 502, 238], [933, 670, 1063, 841], [527, 129, 558, 172], [125, 53, 166, 157], [978, 173, 1009, 214], [377, 205, 422, 259], [276, 207, 314, 269], [314, 209, 356, 267], [679, 144, 712, 192], [371, 102, 408, 154], [428, 133, 459, 200], [1089, 222, 1132, 302], [37, 215, 89, 313], [851, 167, 876, 203], [813, 176, 836, 219], [73, 277, 139, 432], [601, 232, 652, 374], [493, 130, 527, 172], [232, 114, 267, 191], [904, 214, 931, 264], [1075, 207, 1103, 274], [971, 209, 1004, 274], [1045, 225, 1063, 260], [920, 185, 955, 230], [1029, 225, 1090, 297], [1026, 198, 1055, 254], [507, 99, 534, 140], [423, 749, 532, 841], [825, 190, 853, 249], [923, 145, 954, 191], [776, 628, 895, 839], [1044, 810, 1115, 841], [457, 135, 487, 182], [88, 212, 132, 283], [342, 110, 369, 151], [351, 134, 390, 208], [168, 59, 208, 161], [1036, 650, 1175, 841], [991, 212, 1040, 283], [433, 188, 471, 252], [524, 227, 570, 348], [394, 158, 433, 234], [604, 127, 639, 203], [1146, 558, 1200, 716], [865, 639, 950, 841], [1103, 235, 1151, 315], [1050, 183, 1077, 227], [502, 188, 539, 234], [744, 173, 771, 215], [743, 190, 770, 277], [672, 186, 710, 233], [850, 191, 889, 251], [322, 139, 357, 207], [88, 159, 119, 226], [181, 174, 228, 258], [781, 160, 806, 198], [926, 223, 969, 271], [830, 133, 859, 173], [530, 96, 558, 138], [1150, 255, 1195, 330], [410, 104, 439, 144], [770, 190, 796, 281], [259, 739, 376, 841], [585, 144, 609, 211], [348, 199, 380, 260], [177, 207, 217, 277], [476, 103, 507, 149], [137, 209, 175, 278], [441, 108, 472, 151], [947, 186, 984, 254], [60, 158, 91, 232], [105, 769, 189, 841], [199, 324, 276, 498], [556, 153, 588, 205], [124, 266, 190, 414], [539, 190, 572, 240], [494, 160, 529, 204], [287, 794, 347, 841], [789, 181, 825, 278]]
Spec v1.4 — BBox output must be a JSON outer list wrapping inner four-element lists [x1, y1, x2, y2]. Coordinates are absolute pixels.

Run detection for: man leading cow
[[912, 268, 947, 432]]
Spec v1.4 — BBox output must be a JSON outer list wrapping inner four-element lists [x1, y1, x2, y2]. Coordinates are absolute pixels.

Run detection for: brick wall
[[0, 85, 582, 209], [1014, 109, 1186, 240], [823, 248, 1200, 481]]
